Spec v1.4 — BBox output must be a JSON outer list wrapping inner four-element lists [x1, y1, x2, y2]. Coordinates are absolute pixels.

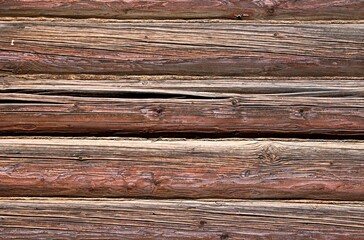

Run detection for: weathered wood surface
[[0, 0, 363, 20], [0, 137, 363, 199], [1, 21, 363, 76], [0, 198, 364, 239], [0, 76, 363, 136], [2, 75, 364, 97]]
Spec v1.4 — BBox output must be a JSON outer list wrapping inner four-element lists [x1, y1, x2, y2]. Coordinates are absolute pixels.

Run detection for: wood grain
[[0, 21, 363, 76], [0, 75, 363, 136], [0, 198, 364, 239], [0, 137, 363, 199], [0, 0, 363, 20]]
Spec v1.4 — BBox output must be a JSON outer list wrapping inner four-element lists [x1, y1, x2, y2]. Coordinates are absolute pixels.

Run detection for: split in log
[[0, 137, 363, 199], [0, 0, 363, 20], [0, 75, 363, 136], [0, 21, 363, 76], [0, 198, 364, 239]]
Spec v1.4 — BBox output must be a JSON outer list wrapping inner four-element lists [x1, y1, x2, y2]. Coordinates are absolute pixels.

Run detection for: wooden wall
[[0, 0, 363, 239]]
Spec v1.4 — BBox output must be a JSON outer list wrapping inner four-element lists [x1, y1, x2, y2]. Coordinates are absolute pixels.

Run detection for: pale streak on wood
[[0, 21, 363, 76], [0, 198, 363, 239], [0, 137, 363, 199]]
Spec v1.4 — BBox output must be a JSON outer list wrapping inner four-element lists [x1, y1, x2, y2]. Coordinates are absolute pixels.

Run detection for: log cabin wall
[[0, 1, 363, 239]]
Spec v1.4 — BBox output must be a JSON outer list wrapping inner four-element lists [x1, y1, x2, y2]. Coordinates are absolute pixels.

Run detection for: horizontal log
[[0, 21, 363, 76], [0, 0, 363, 20], [2, 75, 364, 97], [0, 75, 363, 136], [0, 137, 363, 199], [0, 198, 364, 239]]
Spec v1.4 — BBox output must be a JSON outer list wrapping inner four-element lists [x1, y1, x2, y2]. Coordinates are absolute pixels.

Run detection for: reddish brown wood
[[0, 137, 363, 199], [0, 21, 363, 77], [0, 76, 363, 136], [0, 0, 363, 20], [0, 198, 364, 239]]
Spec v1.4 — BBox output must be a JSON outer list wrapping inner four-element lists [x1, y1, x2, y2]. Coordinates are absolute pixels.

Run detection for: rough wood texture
[[0, 198, 364, 239], [0, 0, 363, 20], [0, 75, 363, 136], [0, 137, 363, 199], [0, 21, 363, 76]]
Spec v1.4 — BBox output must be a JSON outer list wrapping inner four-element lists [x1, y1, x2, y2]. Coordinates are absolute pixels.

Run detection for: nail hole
[[199, 220, 207, 228]]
